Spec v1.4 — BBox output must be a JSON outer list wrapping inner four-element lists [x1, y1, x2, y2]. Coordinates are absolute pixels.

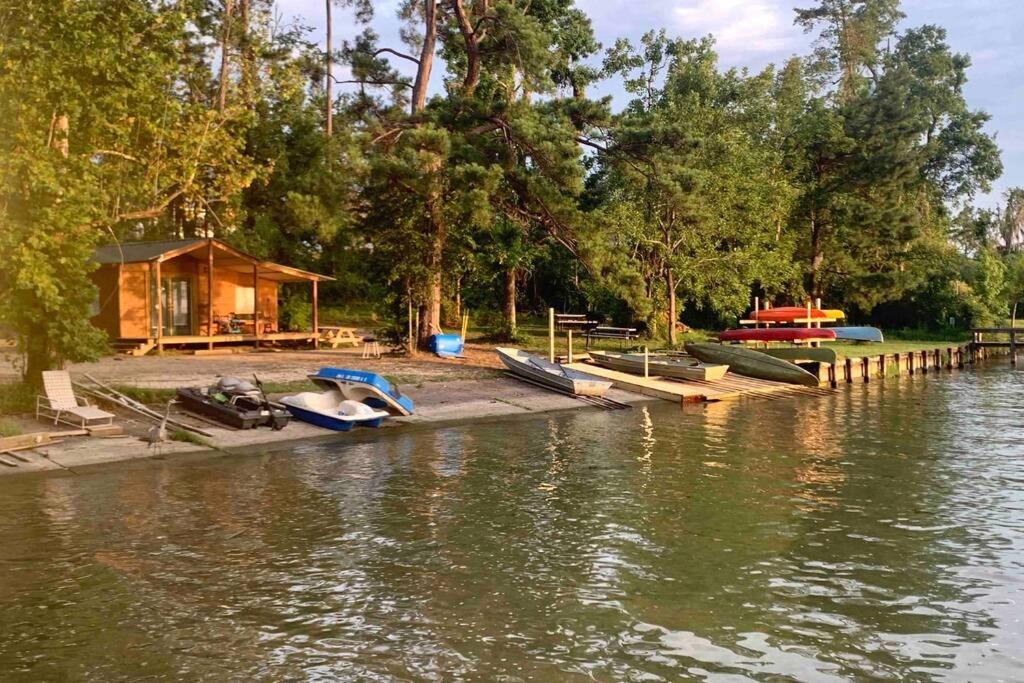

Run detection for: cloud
[[672, 0, 803, 59]]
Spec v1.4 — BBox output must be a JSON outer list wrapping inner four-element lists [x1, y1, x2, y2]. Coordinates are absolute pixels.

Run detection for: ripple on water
[[0, 367, 1022, 680]]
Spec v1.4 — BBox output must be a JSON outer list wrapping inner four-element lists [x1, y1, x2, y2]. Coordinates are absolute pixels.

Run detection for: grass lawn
[[823, 340, 964, 358], [0, 382, 35, 417]]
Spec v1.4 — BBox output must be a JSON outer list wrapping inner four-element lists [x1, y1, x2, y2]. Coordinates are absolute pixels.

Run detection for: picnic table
[[318, 326, 363, 349], [555, 313, 598, 331], [585, 325, 640, 348]]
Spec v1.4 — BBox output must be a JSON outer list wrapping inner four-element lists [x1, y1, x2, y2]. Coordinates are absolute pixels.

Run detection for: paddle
[[253, 374, 286, 430]]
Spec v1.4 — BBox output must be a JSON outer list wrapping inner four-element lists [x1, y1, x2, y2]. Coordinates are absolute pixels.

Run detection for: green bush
[[0, 383, 35, 416], [279, 295, 311, 332]]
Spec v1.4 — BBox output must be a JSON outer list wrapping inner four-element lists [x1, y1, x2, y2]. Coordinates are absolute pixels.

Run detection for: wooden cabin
[[90, 238, 331, 355]]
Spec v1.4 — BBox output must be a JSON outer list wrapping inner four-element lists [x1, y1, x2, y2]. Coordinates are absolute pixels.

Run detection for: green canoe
[[684, 343, 821, 387], [760, 347, 838, 365]]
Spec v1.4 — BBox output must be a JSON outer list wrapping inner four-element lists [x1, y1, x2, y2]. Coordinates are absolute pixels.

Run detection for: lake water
[[1, 368, 1023, 681]]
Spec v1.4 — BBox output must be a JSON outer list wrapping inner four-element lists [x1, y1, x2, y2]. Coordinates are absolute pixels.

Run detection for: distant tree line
[[1, 0, 1021, 381]]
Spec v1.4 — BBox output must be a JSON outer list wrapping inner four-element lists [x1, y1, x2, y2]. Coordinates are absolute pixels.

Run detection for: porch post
[[154, 259, 163, 355], [207, 239, 214, 350], [253, 263, 260, 349], [312, 279, 320, 349]]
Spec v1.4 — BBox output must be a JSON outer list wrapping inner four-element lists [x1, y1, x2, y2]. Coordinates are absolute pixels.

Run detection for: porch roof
[[91, 238, 333, 282]]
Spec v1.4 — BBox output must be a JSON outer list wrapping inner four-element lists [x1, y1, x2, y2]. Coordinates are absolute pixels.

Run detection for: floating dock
[[562, 362, 822, 403]]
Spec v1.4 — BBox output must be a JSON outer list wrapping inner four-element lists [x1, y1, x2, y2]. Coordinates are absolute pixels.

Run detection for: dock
[[971, 328, 1022, 366], [562, 362, 820, 403]]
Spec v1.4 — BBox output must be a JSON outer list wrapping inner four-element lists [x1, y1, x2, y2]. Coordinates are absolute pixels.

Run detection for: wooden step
[[113, 338, 157, 356]]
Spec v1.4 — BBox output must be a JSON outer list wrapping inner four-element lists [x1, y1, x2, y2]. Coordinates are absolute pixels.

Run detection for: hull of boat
[[752, 307, 831, 323], [280, 402, 385, 431], [761, 347, 838, 364], [496, 347, 612, 397], [309, 368, 414, 416], [588, 350, 728, 381], [684, 343, 820, 387], [830, 326, 884, 342], [175, 387, 291, 430], [719, 328, 836, 343]]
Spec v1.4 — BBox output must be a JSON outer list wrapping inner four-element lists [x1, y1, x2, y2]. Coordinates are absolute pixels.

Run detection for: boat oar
[[253, 374, 286, 430]]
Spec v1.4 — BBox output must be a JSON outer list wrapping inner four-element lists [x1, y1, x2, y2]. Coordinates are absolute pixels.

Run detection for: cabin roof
[[91, 238, 333, 282], [92, 239, 202, 264]]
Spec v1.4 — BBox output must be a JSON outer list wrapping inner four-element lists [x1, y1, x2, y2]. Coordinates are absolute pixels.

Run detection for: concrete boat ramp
[[562, 362, 827, 402]]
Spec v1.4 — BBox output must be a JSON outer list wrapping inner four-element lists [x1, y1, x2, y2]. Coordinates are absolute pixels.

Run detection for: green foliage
[[0, 383, 36, 416], [111, 386, 175, 406], [170, 429, 211, 447], [0, 0, 258, 382], [587, 34, 799, 341], [0, 0, 1012, 356], [0, 419, 22, 438], [279, 295, 312, 332]]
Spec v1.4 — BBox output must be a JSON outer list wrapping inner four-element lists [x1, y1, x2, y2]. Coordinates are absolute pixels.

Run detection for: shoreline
[[0, 341, 1004, 480], [0, 376, 656, 478]]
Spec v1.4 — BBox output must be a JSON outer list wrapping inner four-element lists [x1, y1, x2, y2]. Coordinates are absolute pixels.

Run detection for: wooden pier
[[971, 328, 1021, 366], [807, 341, 1016, 386], [562, 362, 825, 403], [568, 341, 1001, 403]]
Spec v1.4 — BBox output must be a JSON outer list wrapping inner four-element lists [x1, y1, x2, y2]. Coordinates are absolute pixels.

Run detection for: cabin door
[[159, 278, 193, 336]]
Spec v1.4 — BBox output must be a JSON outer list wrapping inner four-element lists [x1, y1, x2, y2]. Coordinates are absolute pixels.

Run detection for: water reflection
[[0, 368, 1022, 680]]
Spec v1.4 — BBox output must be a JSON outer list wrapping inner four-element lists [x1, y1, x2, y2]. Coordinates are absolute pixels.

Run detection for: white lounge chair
[[36, 371, 115, 428]]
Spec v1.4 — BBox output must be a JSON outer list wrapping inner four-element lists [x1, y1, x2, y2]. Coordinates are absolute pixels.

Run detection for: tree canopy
[[0, 0, 1014, 381]]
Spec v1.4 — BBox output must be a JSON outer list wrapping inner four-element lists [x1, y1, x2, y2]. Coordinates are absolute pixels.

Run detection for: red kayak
[[751, 306, 830, 322], [719, 328, 836, 343]]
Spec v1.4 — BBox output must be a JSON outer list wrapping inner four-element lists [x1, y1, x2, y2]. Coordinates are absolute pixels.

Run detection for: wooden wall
[[100, 255, 283, 339], [119, 263, 151, 338], [89, 265, 121, 338]]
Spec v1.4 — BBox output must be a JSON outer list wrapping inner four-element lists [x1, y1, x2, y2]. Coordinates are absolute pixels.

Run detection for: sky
[[278, 0, 1022, 210]]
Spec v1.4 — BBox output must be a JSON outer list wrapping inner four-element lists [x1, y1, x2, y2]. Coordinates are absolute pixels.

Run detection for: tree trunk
[[325, 0, 333, 136], [504, 268, 517, 339], [452, 0, 483, 96], [667, 266, 677, 346], [417, 199, 445, 347], [809, 209, 824, 297], [410, 0, 436, 114], [239, 0, 255, 105], [417, 274, 442, 344], [50, 113, 69, 158], [217, 0, 233, 112]]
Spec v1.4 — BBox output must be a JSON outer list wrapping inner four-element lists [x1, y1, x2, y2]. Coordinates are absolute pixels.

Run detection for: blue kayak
[[830, 326, 884, 343]]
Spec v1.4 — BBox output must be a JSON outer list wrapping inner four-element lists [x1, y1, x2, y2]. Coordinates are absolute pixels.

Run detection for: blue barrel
[[428, 334, 464, 356]]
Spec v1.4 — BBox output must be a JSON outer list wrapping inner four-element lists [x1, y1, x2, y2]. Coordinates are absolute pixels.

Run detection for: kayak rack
[[502, 372, 632, 411]]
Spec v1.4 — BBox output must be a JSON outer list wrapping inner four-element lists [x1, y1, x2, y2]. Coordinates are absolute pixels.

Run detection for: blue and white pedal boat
[[280, 368, 414, 431]]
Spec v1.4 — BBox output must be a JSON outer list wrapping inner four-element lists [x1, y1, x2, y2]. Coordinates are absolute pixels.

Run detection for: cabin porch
[[91, 238, 333, 356]]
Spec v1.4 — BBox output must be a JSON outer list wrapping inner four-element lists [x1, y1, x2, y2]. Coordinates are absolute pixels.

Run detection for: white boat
[[496, 347, 613, 397], [280, 367, 412, 431], [280, 391, 390, 432], [588, 350, 729, 381]]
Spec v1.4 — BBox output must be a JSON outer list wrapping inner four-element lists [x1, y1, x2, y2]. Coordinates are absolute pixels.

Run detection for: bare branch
[[370, 47, 420, 65], [92, 149, 141, 163], [332, 77, 413, 89]]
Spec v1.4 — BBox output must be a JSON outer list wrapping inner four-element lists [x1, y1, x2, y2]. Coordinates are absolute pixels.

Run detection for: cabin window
[[235, 286, 255, 314]]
